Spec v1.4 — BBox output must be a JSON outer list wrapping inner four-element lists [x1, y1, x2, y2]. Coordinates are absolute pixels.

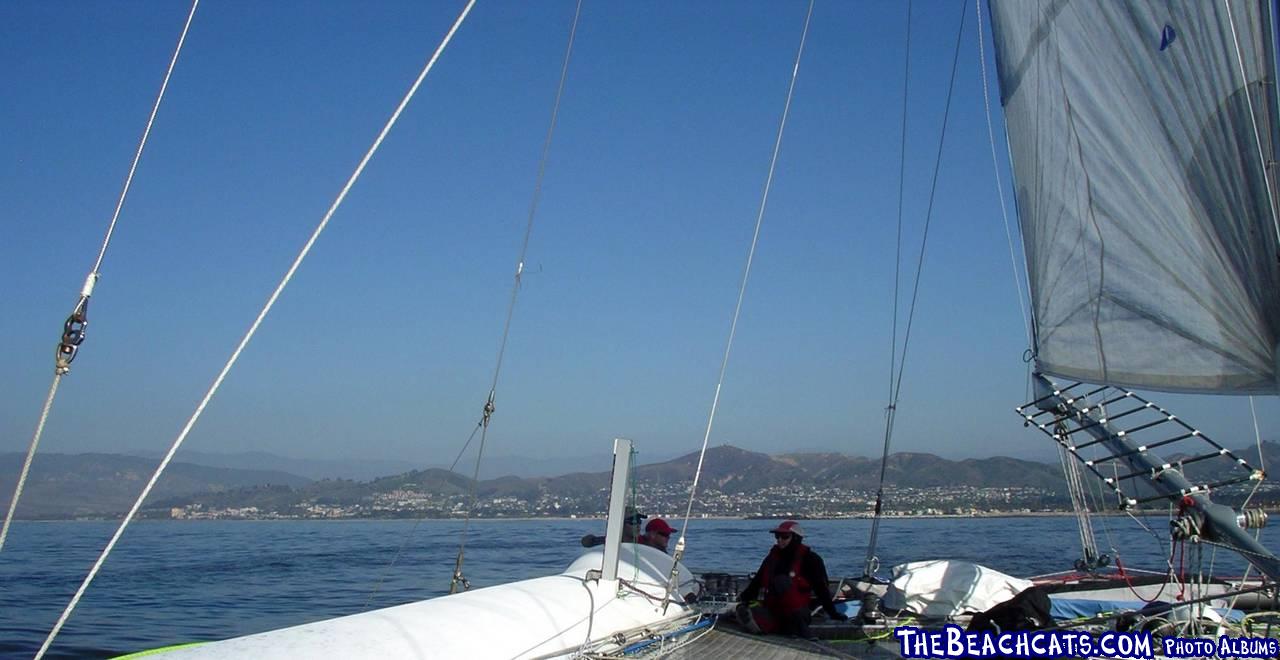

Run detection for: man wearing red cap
[[736, 520, 845, 637], [640, 518, 675, 553]]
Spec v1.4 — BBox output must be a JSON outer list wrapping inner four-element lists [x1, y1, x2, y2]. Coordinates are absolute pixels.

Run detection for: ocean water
[[2, 516, 1277, 658]]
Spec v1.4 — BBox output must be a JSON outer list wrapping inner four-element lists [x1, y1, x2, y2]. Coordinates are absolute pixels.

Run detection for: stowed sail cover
[[989, 0, 1280, 393]]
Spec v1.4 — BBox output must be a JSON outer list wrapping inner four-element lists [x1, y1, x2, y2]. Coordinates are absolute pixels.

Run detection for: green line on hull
[[113, 641, 208, 658]]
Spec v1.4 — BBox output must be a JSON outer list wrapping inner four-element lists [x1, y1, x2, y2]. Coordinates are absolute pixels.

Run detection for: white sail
[[990, 0, 1280, 393]]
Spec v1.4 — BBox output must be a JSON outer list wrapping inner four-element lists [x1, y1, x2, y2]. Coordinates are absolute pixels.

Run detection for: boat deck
[[666, 626, 900, 659]]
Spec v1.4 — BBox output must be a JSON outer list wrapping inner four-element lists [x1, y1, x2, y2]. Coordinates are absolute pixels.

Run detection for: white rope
[[974, 0, 1031, 346], [675, 0, 815, 542], [1, 0, 199, 556], [570, 577, 597, 660], [33, 3, 476, 656], [0, 376, 62, 551], [1223, 0, 1280, 245]]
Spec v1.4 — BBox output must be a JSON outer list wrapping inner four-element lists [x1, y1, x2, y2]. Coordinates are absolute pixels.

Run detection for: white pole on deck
[[602, 437, 633, 582]]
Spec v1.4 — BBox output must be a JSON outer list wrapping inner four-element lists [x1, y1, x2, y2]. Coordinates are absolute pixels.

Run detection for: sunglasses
[[772, 532, 793, 539]]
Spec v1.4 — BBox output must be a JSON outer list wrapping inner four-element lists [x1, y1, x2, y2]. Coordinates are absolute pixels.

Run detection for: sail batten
[[990, 0, 1280, 394]]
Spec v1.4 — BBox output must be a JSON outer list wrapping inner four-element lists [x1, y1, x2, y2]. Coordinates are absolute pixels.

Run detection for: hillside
[[0, 453, 310, 519], [8, 442, 1277, 520]]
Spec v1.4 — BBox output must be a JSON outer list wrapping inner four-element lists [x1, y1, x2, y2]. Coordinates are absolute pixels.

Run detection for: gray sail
[[989, 0, 1280, 394]]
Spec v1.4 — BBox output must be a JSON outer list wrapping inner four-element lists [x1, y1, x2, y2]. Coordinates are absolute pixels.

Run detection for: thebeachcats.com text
[[894, 624, 1280, 658]]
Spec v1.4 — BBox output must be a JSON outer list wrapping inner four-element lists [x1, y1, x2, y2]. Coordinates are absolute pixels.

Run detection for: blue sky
[[2, 1, 1276, 472]]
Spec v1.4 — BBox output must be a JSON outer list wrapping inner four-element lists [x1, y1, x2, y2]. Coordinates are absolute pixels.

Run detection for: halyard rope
[[34, 3, 476, 656], [0, 0, 200, 555], [448, 0, 582, 595], [665, 0, 815, 605]]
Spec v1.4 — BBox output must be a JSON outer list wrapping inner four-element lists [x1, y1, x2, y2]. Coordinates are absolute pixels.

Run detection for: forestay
[[989, 0, 1280, 394]]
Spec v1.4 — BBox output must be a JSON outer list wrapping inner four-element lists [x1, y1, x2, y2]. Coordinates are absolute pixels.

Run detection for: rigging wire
[[863, 0, 969, 577], [0, 0, 200, 555], [974, 0, 1031, 347], [1222, 0, 1280, 247], [1240, 396, 1265, 513], [887, 0, 915, 415], [664, 0, 815, 601], [1250, 395, 1266, 474], [33, 3, 477, 656], [364, 422, 482, 607], [1057, 437, 1100, 567], [864, 0, 913, 578], [448, 0, 583, 595], [1236, 393, 1269, 611], [1087, 458, 1130, 575]]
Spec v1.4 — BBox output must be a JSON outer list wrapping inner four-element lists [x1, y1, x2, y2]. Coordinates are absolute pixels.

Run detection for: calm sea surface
[[3, 517, 1278, 658]]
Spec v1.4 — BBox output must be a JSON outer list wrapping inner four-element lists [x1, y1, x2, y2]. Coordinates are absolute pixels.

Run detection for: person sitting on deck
[[621, 506, 644, 543], [580, 506, 646, 548], [640, 518, 675, 553], [736, 520, 846, 637]]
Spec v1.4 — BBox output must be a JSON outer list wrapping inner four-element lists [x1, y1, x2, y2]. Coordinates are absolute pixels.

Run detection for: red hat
[[645, 518, 675, 536], [770, 520, 804, 537]]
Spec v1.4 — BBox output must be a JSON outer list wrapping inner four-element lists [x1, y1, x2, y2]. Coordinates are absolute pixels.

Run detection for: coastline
[[16, 508, 1249, 523]]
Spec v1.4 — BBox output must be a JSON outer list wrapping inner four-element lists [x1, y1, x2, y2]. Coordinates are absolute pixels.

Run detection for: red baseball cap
[[770, 520, 804, 537], [645, 518, 675, 536]]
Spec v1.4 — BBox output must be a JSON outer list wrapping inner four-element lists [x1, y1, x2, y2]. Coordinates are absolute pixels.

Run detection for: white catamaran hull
[[155, 544, 696, 659]]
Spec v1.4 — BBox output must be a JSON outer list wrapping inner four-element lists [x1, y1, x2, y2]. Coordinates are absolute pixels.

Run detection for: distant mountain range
[[5, 442, 1277, 520], [120, 449, 420, 482], [119, 448, 676, 481], [0, 453, 309, 520]]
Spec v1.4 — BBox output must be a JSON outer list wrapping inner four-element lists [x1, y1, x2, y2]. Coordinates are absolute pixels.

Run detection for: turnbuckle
[[55, 297, 90, 374], [481, 390, 496, 428], [450, 569, 470, 593]]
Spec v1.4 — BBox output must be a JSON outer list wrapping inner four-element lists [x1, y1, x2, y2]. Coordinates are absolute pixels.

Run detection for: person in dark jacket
[[580, 506, 646, 548], [736, 520, 846, 637]]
